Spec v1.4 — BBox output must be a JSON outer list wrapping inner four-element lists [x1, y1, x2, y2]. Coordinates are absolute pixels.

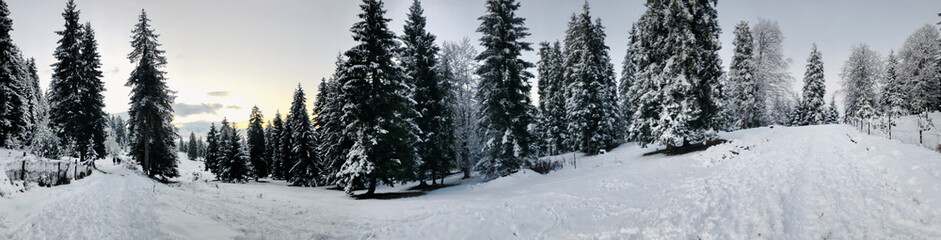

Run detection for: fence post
[[21, 159, 26, 181]]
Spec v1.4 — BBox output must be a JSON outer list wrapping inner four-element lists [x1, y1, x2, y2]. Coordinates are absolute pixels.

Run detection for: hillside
[[1, 124, 940, 239]]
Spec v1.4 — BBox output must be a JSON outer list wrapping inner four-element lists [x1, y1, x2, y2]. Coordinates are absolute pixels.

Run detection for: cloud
[[226, 105, 242, 110], [176, 120, 213, 137], [110, 66, 120, 75], [206, 91, 230, 97], [173, 103, 223, 117]]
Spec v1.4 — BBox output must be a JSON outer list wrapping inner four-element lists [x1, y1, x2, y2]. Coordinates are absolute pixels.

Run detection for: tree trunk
[[20, 160, 26, 181], [366, 175, 377, 195], [144, 131, 151, 177]]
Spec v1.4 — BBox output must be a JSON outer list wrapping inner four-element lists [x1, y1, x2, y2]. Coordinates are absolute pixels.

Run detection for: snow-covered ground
[[2, 124, 941, 239], [861, 111, 941, 151]]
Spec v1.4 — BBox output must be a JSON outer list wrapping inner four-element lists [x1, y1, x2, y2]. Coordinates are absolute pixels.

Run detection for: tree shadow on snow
[[353, 191, 426, 200], [642, 139, 728, 156]]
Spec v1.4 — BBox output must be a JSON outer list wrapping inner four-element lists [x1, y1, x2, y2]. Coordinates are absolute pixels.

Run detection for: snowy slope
[[1, 124, 941, 239]]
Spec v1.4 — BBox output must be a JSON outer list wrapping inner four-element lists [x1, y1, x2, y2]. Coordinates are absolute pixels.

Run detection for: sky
[[7, 0, 941, 135]]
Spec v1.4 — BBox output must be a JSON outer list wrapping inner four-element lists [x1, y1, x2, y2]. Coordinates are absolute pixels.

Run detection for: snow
[[2, 124, 941, 239]]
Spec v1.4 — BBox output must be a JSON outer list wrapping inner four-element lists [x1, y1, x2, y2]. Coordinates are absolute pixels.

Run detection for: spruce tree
[[797, 44, 826, 126], [618, 26, 637, 141], [825, 97, 840, 124], [561, 3, 620, 155], [218, 119, 250, 183], [474, 0, 534, 177], [80, 23, 107, 158], [0, 0, 29, 147], [629, 0, 723, 148], [178, 137, 185, 153], [536, 42, 565, 156], [247, 105, 268, 180], [187, 132, 198, 160], [276, 109, 293, 180], [126, 10, 178, 179], [314, 76, 348, 186], [286, 85, 318, 187], [47, 0, 84, 152], [881, 51, 906, 139], [336, 0, 420, 195], [267, 111, 286, 179], [205, 123, 220, 174], [48, 3, 107, 159], [729, 21, 758, 130], [401, 0, 454, 185]]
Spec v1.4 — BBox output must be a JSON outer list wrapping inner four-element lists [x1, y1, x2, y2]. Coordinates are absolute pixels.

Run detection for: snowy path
[[2, 125, 941, 239], [1, 166, 165, 239]]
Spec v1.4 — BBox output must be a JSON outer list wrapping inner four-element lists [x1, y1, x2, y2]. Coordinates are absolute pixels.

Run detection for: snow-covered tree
[[103, 128, 121, 159], [126, 10, 178, 180], [286, 85, 318, 187], [401, 0, 455, 185], [315, 58, 351, 186], [48, 1, 107, 160], [561, 3, 621, 155], [246, 105, 267, 180], [899, 25, 941, 112], [204, 123, 220, 174], [474, 0, 535, 177], [752, 19, 795, 126], [727, 21, 758, 130], [840, 43, 882, 122], [217, 119, 250, 183], [881, 51, 906, 139], [794, 44, 827, 126], [618, 25, 638, 141], [108, 115, 128, 149], [629, 0, 724, 148], [186, 132, 198, 160], [440, 38, 481, 179], [536, 41, 565, 156], [0, 0, 30, 148], [825, 97, 840, 124], [336, 0, 420, 194]]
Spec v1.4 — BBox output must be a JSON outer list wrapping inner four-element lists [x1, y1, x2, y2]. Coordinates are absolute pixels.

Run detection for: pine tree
[[618, 26, 638, 141], [882, 51, 906, 139], [474, 0, 534, 177], [336, 0, 420, 194], [48, 2, 107, 160], [126, 10, 178, 180], [267, 111, 286, 179], [276, 109, 293, 180], [187, 132, 198, 160], [286, 85, 318, 187], [629, 0, 723, 148], [728, 21, 758, 130], [79, 23, 107, 158], [25, 59, 43, 144], [178, 137, 185, 153], [825, 97, 840, 124], [314, 76, 348, 186], [0, 0, 30, 147], [401, 0, 454, 185], [218, 119, 250, 183], [796, 44, 827, 126], [536, 42, 565, 155], [246, 105, 267, 180], [205, 123, 220, 174], [560, 3, 620, 155]]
